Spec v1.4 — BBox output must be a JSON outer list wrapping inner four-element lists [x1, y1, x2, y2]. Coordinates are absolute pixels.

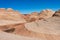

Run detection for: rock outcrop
[[23, 14, 30, 22], [0, 31, 41, 40], [0, 8, 60, 40], [39, 9, 55, 19], [0, 8, 26, 24], [25, 16, 60, 35], [53, 10, 60, 16], [23, 12, 39, 22], [29, 12, 39, 22]]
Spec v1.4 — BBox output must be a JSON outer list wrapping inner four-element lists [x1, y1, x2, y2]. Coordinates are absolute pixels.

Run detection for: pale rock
[[39, 9, 55, 19], [0, 8, 26, 24], [25, 16, 60, 35]]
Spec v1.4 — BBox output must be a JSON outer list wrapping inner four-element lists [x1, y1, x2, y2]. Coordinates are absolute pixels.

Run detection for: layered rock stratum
[[0, 8, 60, 40], [0, 8, 26, 24], [39, 9, 55, 19]]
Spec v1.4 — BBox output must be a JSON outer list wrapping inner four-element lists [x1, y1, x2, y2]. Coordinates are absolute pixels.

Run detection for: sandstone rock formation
[[0, 23, 60, 40], [39, 9, 55, 19], [0, 8, 26, 24], [22, 14, 30, 22], [0, 8, 60, 40], [0, 31, 41, 40], [0, 8, 7, 19], [0, 8, 6, 12], [0, 8, 27, 34], [53, 10, 60, 16], [29, 12, 39, 22], [25, 16, 60, 35]]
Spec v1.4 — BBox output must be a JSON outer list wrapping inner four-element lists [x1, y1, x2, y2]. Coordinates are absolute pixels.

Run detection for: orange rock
[[0, 8, 6, 12], [23, 14, 30, 22], [29, 12, 39, 22]]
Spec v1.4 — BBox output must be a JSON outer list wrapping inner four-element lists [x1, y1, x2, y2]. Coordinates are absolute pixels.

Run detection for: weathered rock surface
[[29, 12, 39, 22], [39, 9, 55, 19], [53, 10, 60, 16], [0, 31, 41, 40], [0, 8, 60, 40], [0, 8, 26, 25], [23, 14, 30, 22], [0, 24, 60, 40], [25, 16, 60, 35]]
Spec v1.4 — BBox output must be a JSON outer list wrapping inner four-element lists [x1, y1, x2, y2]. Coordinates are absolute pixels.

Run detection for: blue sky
[[0, 0, 60, 14]]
